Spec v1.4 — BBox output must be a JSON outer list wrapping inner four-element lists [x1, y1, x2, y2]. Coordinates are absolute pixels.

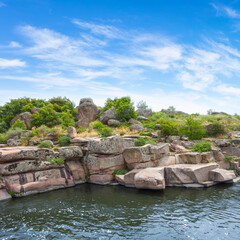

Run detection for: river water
[[0, 183, 240, 240]]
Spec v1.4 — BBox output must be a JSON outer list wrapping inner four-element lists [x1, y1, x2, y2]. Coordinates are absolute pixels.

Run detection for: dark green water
[[1, 183, 240, 240]]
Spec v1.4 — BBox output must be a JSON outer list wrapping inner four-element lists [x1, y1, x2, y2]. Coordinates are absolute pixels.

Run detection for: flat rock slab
[[209, 168, 236, 182], [0, 189, 12, 200], [124, 169, 142, 187], [134, 167, 165, 190], [165, 163, 219, 185]]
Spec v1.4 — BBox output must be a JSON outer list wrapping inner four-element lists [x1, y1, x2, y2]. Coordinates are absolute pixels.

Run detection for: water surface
[[1, 183, 240, 239]]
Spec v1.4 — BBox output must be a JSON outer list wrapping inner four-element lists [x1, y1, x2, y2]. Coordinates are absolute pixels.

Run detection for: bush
[[225, 155, 235, 163], [137, 100, 148, 110], [5, 128, 24, 140], [38, 125, 50, 136], [134, 137, 156, 146], [60, 110, 76, 129], [0, 134, 6, 144], [38, 141, 53, 148], [31, 104, 60, 127], [180, 117, 206, 140], [98, 127, 113, 137], [206, 122, 225, 136], [49, 158, 65, 165], [139, 132, 152, 137], [92, 121, 105, 130], [10, 119, 27, 130], [192, 141, 212, 152], [115, 97, 137, 122], [120, 131, 125, 136], [0, 121, 8, 133], [77, 128, 87, 133], [30, 128, 39, 137], [58, 135, 71, 146], [158, 118, 178, 136], [112, 169, 128, 175]]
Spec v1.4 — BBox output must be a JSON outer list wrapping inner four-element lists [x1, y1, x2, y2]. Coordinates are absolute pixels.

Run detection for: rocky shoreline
[[0, 136, 238, 201]]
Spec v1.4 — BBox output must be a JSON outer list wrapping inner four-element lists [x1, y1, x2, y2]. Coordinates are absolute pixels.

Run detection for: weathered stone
[[67, 126, 77, 138], [100, 107, 116, 124], [221, 146, 240, 156], [88, 136, 135, 155], [215, 139, 231, 147], [227, 131, 240, 138], [77, 98, 99, 122], [7, 139, 21, 147], [115, 175, 125, 185], [134, 167, 165, 190], [108, 119, 121, 127], [232, 138, 240, 145], [136, 109, 152, 117], [181, 141, 194, 149], [170, 144, 188, 153], [86, 154, 124, 175], [70, 137, 90, 146], [10, 112, 31, 129], [89, 174, 114, 185], [76, 117, 90, 128], [0, 147, 55, 163], [4, 168, 74, 196], [129, 118, 142, 125], [201, 152, 215, 163], [0, 189, 11, 201], [138, 116, 150, 121], [123, 143, 169, 169], [158, 155, 177, 166], [166, 136, 181, 142], [165, 163, 219, 185], [124, 169, 141, 187], [58, 146, 83, 160], [209, 169, 236, 182], [212, 149, 225, 162], [0, 160, 62, 176], [130, 124, 144, 133], [176, 152, 202, 164], [66, 160, 86, 183]]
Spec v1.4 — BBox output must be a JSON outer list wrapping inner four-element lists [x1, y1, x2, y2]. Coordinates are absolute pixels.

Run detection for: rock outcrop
[[99, 107, 116, 124], [10, 112, 31, 129]]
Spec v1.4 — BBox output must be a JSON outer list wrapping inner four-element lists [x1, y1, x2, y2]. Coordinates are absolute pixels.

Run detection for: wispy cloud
[[215, 84, 240, 95], [0, 2, 6, 7], [211, 3, 240, 19], [0, 58, 26, 68], [72, 19, 121, 38]]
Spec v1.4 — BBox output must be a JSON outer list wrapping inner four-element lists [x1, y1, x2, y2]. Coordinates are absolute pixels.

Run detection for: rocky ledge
[[0, 136, 237, 201]]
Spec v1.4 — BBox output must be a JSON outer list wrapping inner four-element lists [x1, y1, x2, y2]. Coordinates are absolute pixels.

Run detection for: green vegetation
[[180, 117, 206, 140], [224, 155, 235, 163], [98, 127, 113, 137], [0, 134, 6, 144], [206, 122, 225, 136], [137, 100, 148, 110], [7, 190, 15, 197], [112, 169, 128, 175], [10, 119, 27, 130], [139, 132, 152, 137], [192, 141, 212, 153], [58, 135, 71, 146], [49, 158, 65, 165], [38, 141, 53, 148], [135, 137, 156, 146], [92, 121, 105, 130]]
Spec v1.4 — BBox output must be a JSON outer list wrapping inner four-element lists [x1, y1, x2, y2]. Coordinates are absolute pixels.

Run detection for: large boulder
[[215, 139, 231, 147], [100, 107, 116, 124], [136, 109, 152, 117], [88, 137, 135, 155], [10, 112, 31, 129], [67, 126, 77, 138], [134, 167, 165, 190], [123, 143, 170, 169], [76, 117, 90, 128], [124, 169, 141, 187], [57, 146, 83, 160], [89, 174, 114, 185], [130, 124, 144, 133], [129, 118, 142, 125], [221, 146, 240, 156], [165, 163, 219, 186], [176, 152, 204, 164], [209, 169, 236, 182], [108, 119, 121, 127], [76, 98, 99, 122], [66, 160, 86, 183]]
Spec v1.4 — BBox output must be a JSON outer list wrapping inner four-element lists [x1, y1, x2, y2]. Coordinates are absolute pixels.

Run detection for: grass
[[112, 169, 128, 175]]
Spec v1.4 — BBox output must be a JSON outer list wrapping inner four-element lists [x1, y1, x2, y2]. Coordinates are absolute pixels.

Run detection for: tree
[[167, 106, 176, 112], [137, 100, 148, 110]]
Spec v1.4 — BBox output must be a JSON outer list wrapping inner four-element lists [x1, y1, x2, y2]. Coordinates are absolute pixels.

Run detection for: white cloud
[[0, 58, 26, 68], [9, 41, 22, 48], [211, 3, 240, 19], [72, 19, 121, 38], [215, 85, 240, 95], [0, 2, 5, 7]]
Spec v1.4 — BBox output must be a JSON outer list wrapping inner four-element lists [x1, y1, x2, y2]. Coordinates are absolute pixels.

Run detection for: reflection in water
[[1, 183, 240, 239]]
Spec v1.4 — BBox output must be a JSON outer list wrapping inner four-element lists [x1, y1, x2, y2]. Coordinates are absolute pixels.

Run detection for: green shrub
[[112, 169, 128, 175], [58, 135, 71, 146], [10, 119, 27, 130], [60, 110, 76, 129], [92, 121, 105, 130], [0, 121, 8, 133], [98, 127, 113, 137], [0, 134, 6, 144], [120, 131, 125, 136], [5, 128, 24, 140], [158, 118, 178, 136], [30, 128, 39, 137], [139, 132, 153, 137], [224, 155, 235, 163], [115, 97, 137, 122], [135, 137, 146, 146], [180, 117, 206, 140], [192, 141, 212, 152], [38, 141, 53, 148], [49, 158, 65, 165], [38, 125, 50, 136], [206, 122, 225, 136], [77, 127, 87, 133]]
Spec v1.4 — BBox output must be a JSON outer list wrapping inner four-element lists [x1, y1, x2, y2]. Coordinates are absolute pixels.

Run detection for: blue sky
[[1, 0, 240, 114]]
